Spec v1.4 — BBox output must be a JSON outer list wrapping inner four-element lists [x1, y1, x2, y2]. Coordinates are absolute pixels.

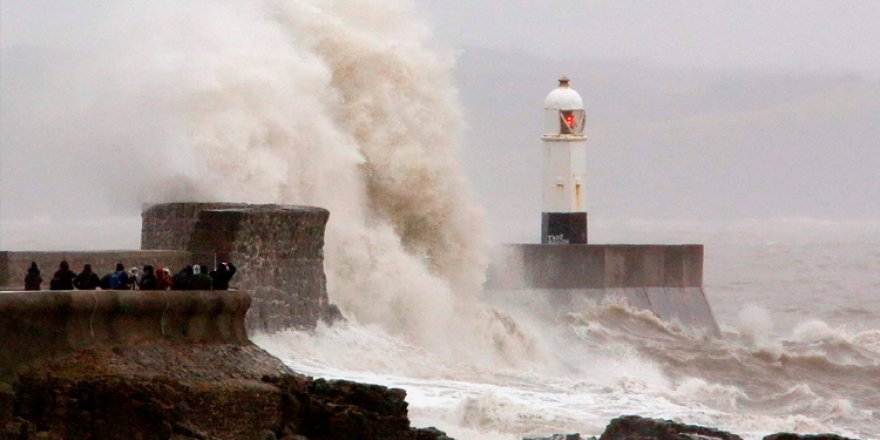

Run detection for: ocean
[[3, 1, 877, 438], [254, 219, 880, 440]]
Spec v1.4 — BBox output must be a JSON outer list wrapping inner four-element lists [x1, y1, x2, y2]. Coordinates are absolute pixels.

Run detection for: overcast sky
[[414, 1, 880, 77], [410, 0, 880, 239], [7, 1, 879, 76], [1, 1, 879, 249]]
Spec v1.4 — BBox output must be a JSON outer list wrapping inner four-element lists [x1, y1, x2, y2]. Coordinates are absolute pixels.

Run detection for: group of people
[[24, 261, 237, 291]]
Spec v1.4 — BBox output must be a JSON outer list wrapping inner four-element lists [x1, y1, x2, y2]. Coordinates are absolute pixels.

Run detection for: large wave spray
[[178, 1, 491, 346], [1, 0, 524, 358]]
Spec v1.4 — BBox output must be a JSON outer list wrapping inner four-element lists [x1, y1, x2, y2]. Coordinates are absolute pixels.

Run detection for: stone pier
[[0, 289, 450, 440], [0, 203, 341, 333], [486, 244, 720, 335], [142, 203, 341, 332]]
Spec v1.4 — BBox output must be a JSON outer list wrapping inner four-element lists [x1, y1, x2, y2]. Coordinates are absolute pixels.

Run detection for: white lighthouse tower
[[541, 76, 588, 244]]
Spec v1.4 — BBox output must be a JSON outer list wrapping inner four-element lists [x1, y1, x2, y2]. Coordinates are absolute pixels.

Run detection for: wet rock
[[763, 434, 857, 440], [0, 289, 450, 439], [599, 415, 742, 440], [0, 383, 14, 422], [524, 434, 584, 440], [4, 371, 454, 440], [264, 375, 432, 440], [412, 426, 456, 439]]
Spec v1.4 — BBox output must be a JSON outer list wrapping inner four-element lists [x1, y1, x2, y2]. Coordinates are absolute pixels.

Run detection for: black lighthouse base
[[541, 212, 588, 244]]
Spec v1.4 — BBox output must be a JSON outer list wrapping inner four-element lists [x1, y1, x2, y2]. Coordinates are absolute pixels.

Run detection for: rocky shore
[[0, 336, 452, 440], [0, 291, 860, 439], [526, 415, 859, 440], [0, 286, 862, 440], [0, 289, 449, 439]]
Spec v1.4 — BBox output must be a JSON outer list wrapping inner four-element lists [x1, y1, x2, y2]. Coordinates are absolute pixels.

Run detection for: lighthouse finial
[[558, 76, 570, 87]]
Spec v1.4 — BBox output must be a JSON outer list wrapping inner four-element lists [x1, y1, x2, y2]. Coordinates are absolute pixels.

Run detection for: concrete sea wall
[[488, 244, 703, 289], [0, 203, 340, 332], [0, 290, 250, 378], [0, 290, 450, 439], [486, 244, 719, 335], [142, 203, 338, 332]]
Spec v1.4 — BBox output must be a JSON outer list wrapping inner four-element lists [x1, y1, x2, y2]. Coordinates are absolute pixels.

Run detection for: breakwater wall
[[142, 203, 339, 332], [486, 244, 719, 335], [0, 203, 340, 332], [0, 290, 449, 439], [0, 290, 250, 378]]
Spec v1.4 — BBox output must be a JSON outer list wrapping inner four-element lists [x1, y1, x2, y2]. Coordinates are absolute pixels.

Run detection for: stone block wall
[[0, 290, 251, 378], [141, 203, 251, 251], [141, 203, 339, 332], [2, 203, 337, 332]]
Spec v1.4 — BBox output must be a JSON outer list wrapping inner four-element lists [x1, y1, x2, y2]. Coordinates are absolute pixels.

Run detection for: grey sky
[[9, 1, 879, 75], [409, 1, 880, 240], [1, 1, 879, 249], [414, 1, 880, 76]]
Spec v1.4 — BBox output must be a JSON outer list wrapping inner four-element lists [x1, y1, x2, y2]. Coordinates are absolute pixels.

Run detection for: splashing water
[[174, 1, 488, 348], [5, 2, 880, 439], [3, 0, 521, 360]]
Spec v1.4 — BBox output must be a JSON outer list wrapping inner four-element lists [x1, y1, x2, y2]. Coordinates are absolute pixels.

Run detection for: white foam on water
[[5, 2, 880, 439], [255, 290, 879, 439]]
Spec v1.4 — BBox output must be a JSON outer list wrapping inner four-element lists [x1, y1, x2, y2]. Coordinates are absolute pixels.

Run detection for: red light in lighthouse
[[564, 114, 575, 127]]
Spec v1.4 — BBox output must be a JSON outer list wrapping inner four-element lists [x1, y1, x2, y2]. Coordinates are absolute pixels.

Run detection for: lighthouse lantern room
[[541, 76, 588, 244]]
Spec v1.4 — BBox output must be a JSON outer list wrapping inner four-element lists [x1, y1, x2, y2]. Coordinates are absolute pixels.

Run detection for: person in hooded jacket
[[210, 262, 237, 290], [24, 262, 42, 291], [188, 264, 213, 290], [73, 264, 101, 290], [138, 265, 158, 290], [128, 267, 140, 290], [109, 263, 131, 290], [50, 261, 77, 290], [172, 265, 193, 290], [156, 267, 173, 290]]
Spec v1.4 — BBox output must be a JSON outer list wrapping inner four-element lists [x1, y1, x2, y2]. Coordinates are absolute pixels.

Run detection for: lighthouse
[[484, 77, 718, 336], [541, 76, 588, 244]]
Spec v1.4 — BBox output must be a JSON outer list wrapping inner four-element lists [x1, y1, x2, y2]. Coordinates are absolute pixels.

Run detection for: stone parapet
[[0, 290, 451, 439], [3, 203, 338, 331], [0, 290, 250, 378], [141, 202, 251, 251], [141, 203, 338, 332]]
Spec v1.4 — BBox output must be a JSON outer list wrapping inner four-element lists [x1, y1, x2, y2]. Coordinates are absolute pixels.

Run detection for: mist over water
[[3, 2, 880, 439], [3, 0, 496, 349], [257, 221, 880, 439]]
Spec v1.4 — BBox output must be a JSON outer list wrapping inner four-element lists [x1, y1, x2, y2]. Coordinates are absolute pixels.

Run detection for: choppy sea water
[[255, 220, 880, 440]]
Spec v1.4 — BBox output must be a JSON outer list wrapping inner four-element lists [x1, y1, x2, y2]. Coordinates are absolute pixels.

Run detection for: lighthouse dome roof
[[544, 76, 583, 110]]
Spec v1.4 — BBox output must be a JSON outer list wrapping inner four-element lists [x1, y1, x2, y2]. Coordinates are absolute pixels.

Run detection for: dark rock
[[264, 375, 419, 440], [763, 434, 858, 440], [319, 303, 344, 325], [413, 426, 456, 439], [0, 383, 14, 422], [599, 415, 742, 440], [4, 370, 454, 440], [524, 434, 583, 440], [0, 289, 449, 440]]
